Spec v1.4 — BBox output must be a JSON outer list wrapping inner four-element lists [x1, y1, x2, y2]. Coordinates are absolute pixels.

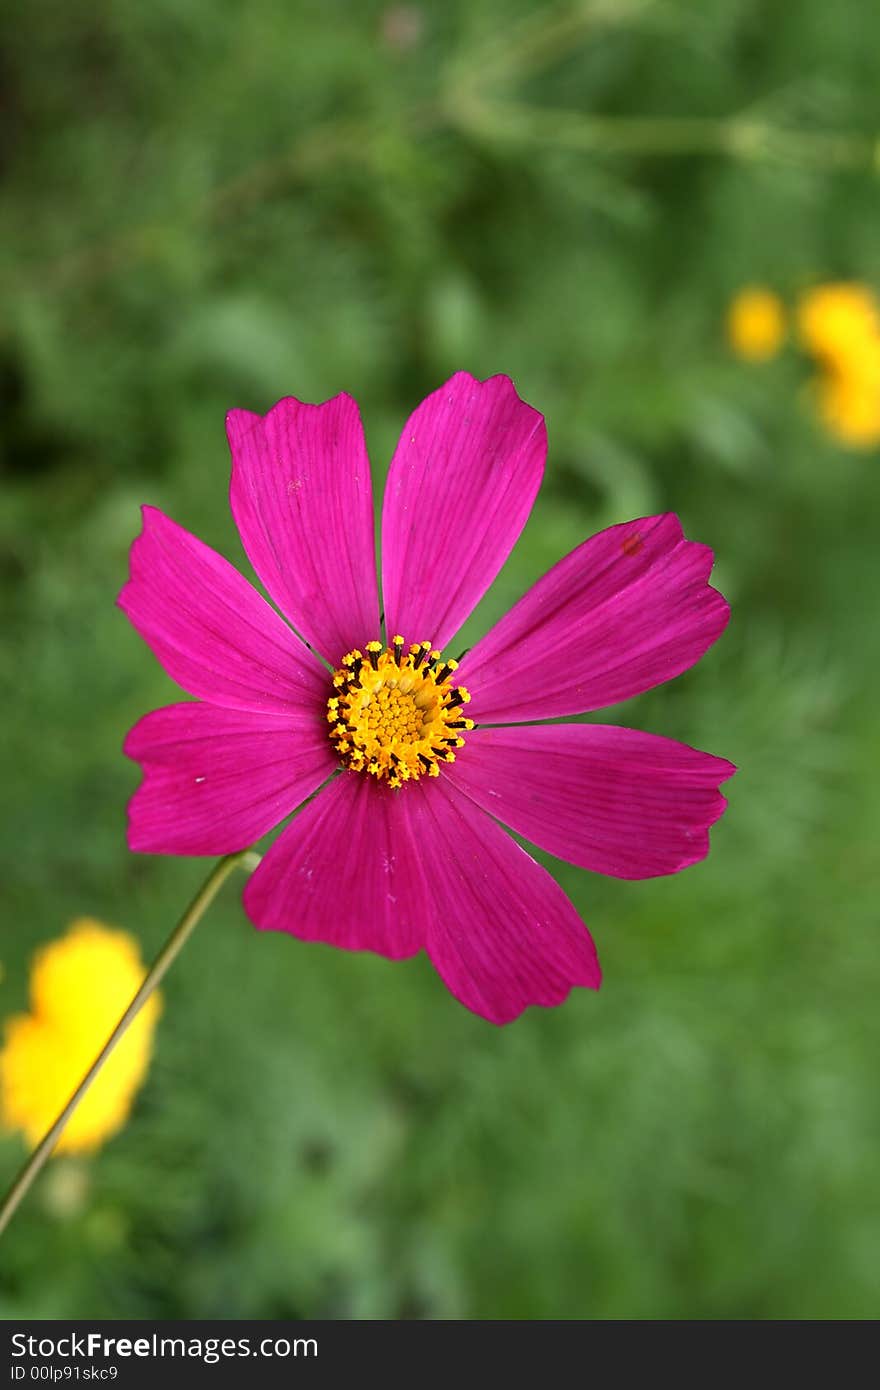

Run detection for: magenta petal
[[406, 778, 600, 1025], [458, 513, 730, 721], [227, 394, 379, 666], [243, 773, 427, 959], [381, 373, 546, 649], [124, 703, 336, 855], [118, 507, 327, 713], [447, 724, 736, 880]]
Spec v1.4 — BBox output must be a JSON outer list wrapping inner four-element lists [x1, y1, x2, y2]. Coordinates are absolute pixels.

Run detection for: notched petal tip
[[708, 789, 730, 825], [443, 369, 548, 430], [226, 391, 364, 447], [135, 502, 170, 536], [713, 586, 732, 626], [121, 721, 140, 762], [225, 407, 263, 445], [697, 587, 732, 658], [478, 957, 603, 1027], [655, 509, 685, 538], [116, 504, 158, 614], [121, 704, 169, 761]]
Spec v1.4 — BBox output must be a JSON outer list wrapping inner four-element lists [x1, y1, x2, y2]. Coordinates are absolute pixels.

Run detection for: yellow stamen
[[326, 638, 473, 786]]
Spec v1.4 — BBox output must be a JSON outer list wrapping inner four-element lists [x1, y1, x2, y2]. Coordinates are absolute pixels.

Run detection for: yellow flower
[[812, 353, 880, 450], [0, 920, 160, 1155], [726, 286, 787, 361], [797, 282, 880, 367]]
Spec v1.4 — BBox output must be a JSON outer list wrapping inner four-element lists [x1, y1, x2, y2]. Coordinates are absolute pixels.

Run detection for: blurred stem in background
[[15, 0, 878, 303], [451, 96, 880, 168], [0, 850, 261, 1240], [447, 0, 879, 168]]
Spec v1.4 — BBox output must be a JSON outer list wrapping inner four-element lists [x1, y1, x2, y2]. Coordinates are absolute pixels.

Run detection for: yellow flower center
[[327, 637, 473, 788]]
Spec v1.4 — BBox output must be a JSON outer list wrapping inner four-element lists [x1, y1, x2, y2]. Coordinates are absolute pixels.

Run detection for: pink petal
[[407, 778, 601, 1025], [447, 724, 736, 880], [457, 513, 729, 722], [118, 506, 327, 713], [124, 703, 336, 855], [381, 372, 546, 650], [243, 773, 427, 960], [227, 394, 379, 666]]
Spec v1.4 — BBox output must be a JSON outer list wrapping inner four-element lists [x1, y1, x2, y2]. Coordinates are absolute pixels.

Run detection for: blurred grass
[[1, 0, 879, 1319]]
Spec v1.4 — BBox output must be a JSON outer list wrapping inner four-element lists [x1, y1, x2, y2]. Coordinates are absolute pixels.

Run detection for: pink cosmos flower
[[120, 373, 734, 1024]]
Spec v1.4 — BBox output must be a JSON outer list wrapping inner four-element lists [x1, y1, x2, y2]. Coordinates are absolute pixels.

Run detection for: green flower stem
[[451, 94, 879, 170], [0, 849, 261, 1240]]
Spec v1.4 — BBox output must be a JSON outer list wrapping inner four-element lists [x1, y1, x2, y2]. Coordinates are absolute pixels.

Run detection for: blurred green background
[[1, 0, 879, 1319]]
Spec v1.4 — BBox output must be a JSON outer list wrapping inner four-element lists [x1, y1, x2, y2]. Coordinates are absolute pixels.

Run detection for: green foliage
[[1, 0, 878, 1319]]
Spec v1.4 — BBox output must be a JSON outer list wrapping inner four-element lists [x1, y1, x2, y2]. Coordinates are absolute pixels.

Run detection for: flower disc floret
[[328, 636, 473, 787]]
